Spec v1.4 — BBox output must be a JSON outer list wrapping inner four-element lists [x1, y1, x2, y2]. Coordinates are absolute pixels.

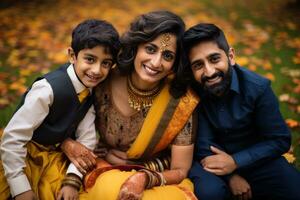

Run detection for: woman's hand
[[61, 138, 97, 174], [93, 142, 109, 158], [117, 172, 147, 200], [56, 185, 79, 200], [105, 149, 131, 165]]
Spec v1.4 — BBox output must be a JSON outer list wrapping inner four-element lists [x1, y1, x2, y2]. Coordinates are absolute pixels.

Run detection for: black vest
[[16, 64, 93, 145]]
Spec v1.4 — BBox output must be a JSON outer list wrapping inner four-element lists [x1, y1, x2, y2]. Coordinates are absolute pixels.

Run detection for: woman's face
[[132, 33, 177, 89]]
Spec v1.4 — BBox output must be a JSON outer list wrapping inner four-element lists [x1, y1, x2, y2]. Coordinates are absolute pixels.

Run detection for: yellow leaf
[[0, 98, 9, 107], [236, 57, 249, 66], [20, 69, 32, 77], [283, 152, 296, 163]]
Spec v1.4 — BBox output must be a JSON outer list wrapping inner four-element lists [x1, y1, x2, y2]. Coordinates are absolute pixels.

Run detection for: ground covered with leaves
[[0, 0, 299, 167]]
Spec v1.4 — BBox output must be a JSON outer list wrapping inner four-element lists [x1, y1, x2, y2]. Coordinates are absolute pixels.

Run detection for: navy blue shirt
[[194, 64, 291, 169]]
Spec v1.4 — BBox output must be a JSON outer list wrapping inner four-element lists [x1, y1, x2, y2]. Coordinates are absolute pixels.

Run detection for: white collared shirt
[[0, 64, 97, 197]]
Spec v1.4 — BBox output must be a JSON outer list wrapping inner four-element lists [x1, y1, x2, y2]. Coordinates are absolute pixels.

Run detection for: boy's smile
[[69, 46, 113, 88]]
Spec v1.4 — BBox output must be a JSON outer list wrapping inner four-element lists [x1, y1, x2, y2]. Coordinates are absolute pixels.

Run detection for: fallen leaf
[[285, 118, 299, 128]]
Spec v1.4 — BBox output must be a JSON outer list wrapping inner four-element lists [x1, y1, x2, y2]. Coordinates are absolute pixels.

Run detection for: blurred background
[[0, 0, 299, 168]]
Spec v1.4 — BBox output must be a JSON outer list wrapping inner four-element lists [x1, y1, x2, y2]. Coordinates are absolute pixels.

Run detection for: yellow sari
[[80, 83, 199, 200], [0, 140, 68, 200]]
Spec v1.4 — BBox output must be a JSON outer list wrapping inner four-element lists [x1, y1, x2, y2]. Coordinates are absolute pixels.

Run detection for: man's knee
[[192, 176, 229, 200]]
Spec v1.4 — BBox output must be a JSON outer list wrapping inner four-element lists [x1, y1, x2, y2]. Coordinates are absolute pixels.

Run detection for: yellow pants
[[80, 169, 196, 200], [0, 141, 68, 199]]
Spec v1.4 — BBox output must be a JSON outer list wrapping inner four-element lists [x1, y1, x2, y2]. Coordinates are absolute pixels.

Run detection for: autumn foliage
[[0, 0, 299, 166]]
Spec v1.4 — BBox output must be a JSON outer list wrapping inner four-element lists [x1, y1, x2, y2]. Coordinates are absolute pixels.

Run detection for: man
[[184, 23, 300, 200]]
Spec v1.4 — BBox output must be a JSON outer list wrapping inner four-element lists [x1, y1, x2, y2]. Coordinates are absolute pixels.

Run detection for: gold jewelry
[[61, 174, 82, 190], [127, 75, 163, 111], [155, 158, 164, 172], [160, 33, 171, 52]]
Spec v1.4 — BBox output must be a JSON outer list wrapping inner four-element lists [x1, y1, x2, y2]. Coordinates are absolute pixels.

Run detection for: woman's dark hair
[[118, 10, 187, 98], [71, 19, 120, 62]]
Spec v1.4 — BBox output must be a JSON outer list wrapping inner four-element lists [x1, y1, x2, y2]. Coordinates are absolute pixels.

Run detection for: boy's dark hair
[[184, 23, 230, 55], [118, 10, 187, 98], [71, 19, 120, 61]]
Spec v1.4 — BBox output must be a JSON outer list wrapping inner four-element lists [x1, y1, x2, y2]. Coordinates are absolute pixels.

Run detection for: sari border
[[141, 97, 180, 159]]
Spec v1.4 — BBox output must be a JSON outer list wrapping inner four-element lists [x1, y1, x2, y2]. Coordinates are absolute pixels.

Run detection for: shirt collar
[[67, 64, 90, 94], [229, 65, 240, 94]]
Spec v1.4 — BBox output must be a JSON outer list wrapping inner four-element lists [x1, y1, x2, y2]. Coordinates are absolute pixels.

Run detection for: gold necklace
[[127, 75, 163, 111]]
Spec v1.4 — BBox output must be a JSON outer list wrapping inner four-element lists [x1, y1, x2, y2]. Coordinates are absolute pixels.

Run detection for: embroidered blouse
[[94, 77, 194, 152]]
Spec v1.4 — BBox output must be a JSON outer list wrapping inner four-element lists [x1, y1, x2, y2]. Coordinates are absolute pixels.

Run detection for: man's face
[[189, 41, 235, 96]]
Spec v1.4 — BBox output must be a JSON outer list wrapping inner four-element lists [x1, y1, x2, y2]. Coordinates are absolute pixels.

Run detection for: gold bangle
[[163, 157, 170, 169], [153, 160, 159, 171], [61, 180, 81, 190], [157, 172, 167, 186], [144, 162, 150, 170], [149, 161, 156, 171], [155, 158, 164, 172], [139, 169, 154, 189]]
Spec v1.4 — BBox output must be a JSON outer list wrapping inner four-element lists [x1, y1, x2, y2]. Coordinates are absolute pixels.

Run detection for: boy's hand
[[15, 190, 37, 200], [61, 138, 97, 174], [57, 185, 79, 200], [229, 174, 252, 200]]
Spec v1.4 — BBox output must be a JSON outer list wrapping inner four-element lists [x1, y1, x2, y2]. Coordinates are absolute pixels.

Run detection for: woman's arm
[[163, 144, 194, 184]]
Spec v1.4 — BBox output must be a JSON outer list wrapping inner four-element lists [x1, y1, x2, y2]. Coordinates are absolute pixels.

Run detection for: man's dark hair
[[184, 23, 230, 55], [71, 19, 120, 61]]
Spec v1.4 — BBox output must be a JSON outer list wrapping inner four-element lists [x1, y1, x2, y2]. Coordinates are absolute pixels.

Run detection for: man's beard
[[201, 62, 232, 97]]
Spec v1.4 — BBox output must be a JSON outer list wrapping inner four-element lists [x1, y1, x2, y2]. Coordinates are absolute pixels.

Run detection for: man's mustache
[[201, 71, 224, 84]]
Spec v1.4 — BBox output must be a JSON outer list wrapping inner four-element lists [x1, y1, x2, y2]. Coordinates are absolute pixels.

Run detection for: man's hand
[[61, 138, 97, 174], [201, 146, 237, 175], [15, 190, 37, 200], [57, 185, 79, 200], [229, 174, 252, 200]]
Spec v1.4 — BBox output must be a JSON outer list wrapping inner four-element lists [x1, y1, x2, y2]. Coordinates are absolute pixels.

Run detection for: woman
[[62, 10, 199, 200]]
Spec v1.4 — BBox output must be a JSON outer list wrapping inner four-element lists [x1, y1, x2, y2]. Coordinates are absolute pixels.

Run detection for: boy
[[0, 19, 120, 200]]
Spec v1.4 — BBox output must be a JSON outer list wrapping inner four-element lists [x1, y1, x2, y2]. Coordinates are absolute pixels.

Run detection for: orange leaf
[[262, 61, 272, 70], [9, 82, 27, 94], [248, 64, 257, 71], [236, 57, 249, 66], [285, 119, 299, 128], [264, 72, 275, 81]]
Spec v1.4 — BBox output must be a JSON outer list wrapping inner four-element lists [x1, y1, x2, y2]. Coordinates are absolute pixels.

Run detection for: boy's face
[[189, 40, 235, 96], [69, 46, 113, 88]]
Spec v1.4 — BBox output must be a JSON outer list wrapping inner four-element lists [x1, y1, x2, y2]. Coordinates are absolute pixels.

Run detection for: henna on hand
[[117, 172, 147, 200], [61, 138, 97, 174]]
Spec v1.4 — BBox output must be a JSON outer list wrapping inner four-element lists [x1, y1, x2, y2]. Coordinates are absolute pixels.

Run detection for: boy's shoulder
[[43, 63, 70, 81]]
